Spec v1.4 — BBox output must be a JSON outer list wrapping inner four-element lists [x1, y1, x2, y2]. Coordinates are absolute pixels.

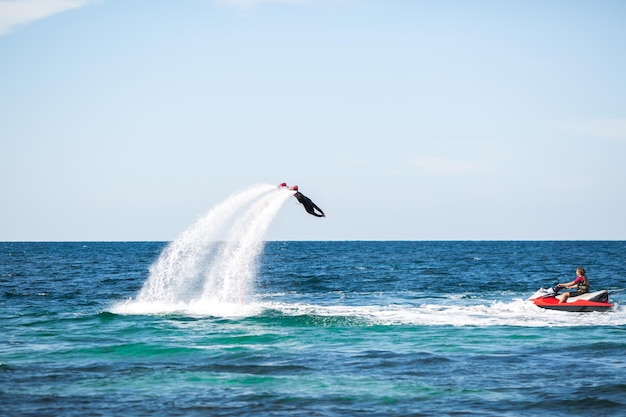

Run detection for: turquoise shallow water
[[2, 241, 626, 416]]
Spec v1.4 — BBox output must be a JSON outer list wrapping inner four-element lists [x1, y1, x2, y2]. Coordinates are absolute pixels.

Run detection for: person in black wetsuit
[[289, 185, 325, 217]]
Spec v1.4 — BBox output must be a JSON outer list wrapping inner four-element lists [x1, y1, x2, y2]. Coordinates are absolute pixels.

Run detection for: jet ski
[[528, 286, 614, 312]]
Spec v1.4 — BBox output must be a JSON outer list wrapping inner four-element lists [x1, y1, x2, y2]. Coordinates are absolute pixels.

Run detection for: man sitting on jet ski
[[556, 267, 590, 304]]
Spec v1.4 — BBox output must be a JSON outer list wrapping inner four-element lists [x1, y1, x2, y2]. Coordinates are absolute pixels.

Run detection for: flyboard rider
[[278, 183, 326, 218]]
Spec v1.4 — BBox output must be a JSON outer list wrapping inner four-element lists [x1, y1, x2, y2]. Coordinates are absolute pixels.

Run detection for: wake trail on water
[[112, 184, 293, 316], [259, 298, 626, 327]]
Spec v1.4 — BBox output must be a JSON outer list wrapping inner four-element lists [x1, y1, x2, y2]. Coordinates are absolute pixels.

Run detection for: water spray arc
[[200, 188, 292, 303], [134, 184, 290, 310]]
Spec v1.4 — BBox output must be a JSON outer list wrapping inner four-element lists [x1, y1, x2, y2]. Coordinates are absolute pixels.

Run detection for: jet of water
[[134, 183, 291, 310]]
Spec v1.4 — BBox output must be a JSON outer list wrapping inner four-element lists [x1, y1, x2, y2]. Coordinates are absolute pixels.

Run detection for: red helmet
[[289, 185, 299, 191], [278, 182, 287, 188]]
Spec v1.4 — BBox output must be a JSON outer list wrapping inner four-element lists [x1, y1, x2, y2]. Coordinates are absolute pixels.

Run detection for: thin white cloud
[[411, 139, 507, 176], [0, 0, 97, 36], [564, 118, 626, 140], [215, 0, 322, 8], [412, 156, 488, 176], [549, 179, 592, 189]]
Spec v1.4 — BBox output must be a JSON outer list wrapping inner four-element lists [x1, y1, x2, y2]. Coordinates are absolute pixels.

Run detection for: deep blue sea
[[2, 241, 626, 416]]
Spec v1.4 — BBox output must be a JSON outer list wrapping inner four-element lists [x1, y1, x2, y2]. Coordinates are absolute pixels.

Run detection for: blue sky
[[1, 0, 625, 241]]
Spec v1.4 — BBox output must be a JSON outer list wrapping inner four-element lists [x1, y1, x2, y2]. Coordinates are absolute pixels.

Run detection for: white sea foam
[[256, 298, 626, 327], [112, 297, 266, 318], [113, 291, 625, 327]]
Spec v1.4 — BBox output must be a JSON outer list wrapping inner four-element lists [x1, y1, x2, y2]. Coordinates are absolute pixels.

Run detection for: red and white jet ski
[[529, 286, 614, 312]]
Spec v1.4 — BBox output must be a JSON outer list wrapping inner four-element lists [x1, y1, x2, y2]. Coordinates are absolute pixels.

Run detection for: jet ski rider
[[556, 267, 590, 304]]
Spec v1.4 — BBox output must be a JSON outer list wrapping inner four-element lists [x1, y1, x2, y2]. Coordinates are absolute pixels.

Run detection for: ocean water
[[2, 240, 626, 416]]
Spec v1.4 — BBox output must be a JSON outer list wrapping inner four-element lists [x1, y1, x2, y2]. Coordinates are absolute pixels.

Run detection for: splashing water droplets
[[117, 184, 291, 315]]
